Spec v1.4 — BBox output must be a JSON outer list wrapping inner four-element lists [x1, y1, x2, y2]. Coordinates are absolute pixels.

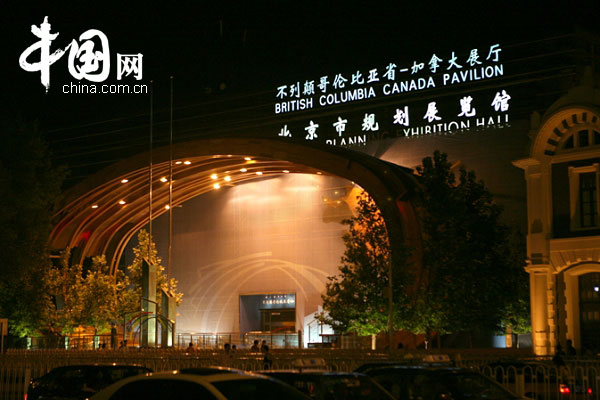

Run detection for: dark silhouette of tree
[[414, 151, 528, 338], [0, 121, 66, 337], [320, 151, 529, 342]]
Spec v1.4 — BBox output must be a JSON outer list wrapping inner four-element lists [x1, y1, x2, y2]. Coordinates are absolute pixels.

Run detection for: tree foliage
[[318, 192, 411, 336], [320, 151, 530, 339], [414, 151, 529, 335], [0, 121, 66, 336], [126, 229, 183, 310], [44, 252, 138, 335]]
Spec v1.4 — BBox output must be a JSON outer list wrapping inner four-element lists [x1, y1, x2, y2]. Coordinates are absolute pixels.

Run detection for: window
[[568, 164, 600, 230], [580, 172, 597, 227], [579, 130, 590, 147], [560, 130, 600, 150]]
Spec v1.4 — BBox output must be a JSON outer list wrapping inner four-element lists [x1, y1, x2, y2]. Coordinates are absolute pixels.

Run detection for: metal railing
[[2, 348, 600, 400]]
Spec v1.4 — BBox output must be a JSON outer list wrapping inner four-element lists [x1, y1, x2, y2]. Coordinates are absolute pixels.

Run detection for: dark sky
[[1, 1, 598, 182]]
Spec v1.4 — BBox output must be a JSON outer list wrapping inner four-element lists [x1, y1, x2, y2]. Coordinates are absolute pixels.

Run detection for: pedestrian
[[262, 345, 273, 369], [553, 343, 565, 366], [250, 340, 260, 351], [260, 340, 267, 351], [566, 339, 576, 357], [188, 342, 194, 351], [110, 324, 118, 350]]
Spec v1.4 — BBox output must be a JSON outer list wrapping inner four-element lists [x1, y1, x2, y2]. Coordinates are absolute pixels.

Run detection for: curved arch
[[531, 105, 600, 159], [50, 137, 422, 273]]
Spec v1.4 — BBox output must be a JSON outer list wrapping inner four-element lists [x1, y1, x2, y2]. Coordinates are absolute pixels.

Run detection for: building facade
[[514, 69, 600, 356]]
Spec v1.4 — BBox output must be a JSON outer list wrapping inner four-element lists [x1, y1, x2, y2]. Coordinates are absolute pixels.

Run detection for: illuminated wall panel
[[150, 174, 353, 334]]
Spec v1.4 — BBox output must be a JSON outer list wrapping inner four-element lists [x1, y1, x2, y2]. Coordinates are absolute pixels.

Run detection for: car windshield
[[440, 372, 520, 400], [30, 366, 151, 399], [369, 369, 519, 400], [212, 378, 308, 400], [265, 373, 392, 400]]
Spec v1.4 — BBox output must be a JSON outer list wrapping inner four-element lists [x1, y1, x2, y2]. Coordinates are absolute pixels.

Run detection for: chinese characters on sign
[[274, 44, 504, 115], [261, 294, 296, 307], [19, 17, 143, 92], [276, 91, 511, 146]]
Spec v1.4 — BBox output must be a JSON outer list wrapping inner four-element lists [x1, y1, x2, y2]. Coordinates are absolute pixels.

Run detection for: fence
[[2, 348, 600, 400], [27, 331, 375, 351]]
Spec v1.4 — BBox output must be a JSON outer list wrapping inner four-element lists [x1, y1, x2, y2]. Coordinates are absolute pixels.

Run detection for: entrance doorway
[[261, 309, 295, 333], [240, 293, 296, 334]]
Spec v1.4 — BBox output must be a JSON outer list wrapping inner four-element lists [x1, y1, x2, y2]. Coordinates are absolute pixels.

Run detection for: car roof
[[89, 371, 276, 400], [261, 370, 368, 376], [179, 366, 246, 375], [47, 364, 150, 371], [360, 365, 469, 374]]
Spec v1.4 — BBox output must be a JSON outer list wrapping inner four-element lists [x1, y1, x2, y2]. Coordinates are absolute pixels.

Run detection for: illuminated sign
[[276, 90, 511, 146], [262, 293, 295, 309], [274, 44, 503, 114]]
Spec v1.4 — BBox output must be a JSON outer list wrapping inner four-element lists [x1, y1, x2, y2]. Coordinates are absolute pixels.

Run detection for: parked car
[[89, 371, 309, 400], [260, 370, 395, 399], [358, 364, 522, 400], [179, 366, 246, 375], [26, 364, 152, 400], [483, 361, 594, 400]]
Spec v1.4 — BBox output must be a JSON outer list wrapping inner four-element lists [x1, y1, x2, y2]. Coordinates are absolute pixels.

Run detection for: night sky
[[1, 2, 598, 184]]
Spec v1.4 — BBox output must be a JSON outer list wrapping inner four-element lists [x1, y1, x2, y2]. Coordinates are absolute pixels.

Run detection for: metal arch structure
[[50, 137, 422, 273]]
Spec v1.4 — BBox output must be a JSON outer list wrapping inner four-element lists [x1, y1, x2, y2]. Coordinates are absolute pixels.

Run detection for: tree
[[79, 255, 139, 335], [126, 229, 183, 311], [44, 251, 85, 336], [44, 252, 138, 337], [320, 151, 529, 342], [414, 151, 528, 337], [318, 191, 411, 336], [0, 121, 66, 337]]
